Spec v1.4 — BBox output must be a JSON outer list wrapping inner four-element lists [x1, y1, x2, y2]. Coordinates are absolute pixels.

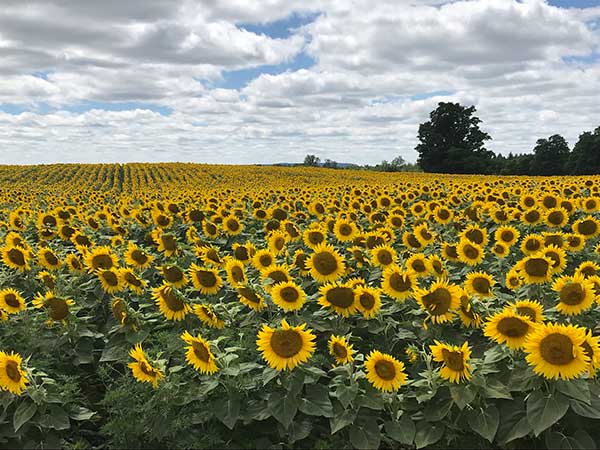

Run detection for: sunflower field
[[2, 163, 600, 449]]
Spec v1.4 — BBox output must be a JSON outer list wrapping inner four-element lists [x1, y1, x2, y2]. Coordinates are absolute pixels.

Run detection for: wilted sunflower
[[0, 288, 26, 315], [511, 299, 544, 323], [181, 331, 219, 374], [1, 245, 30, 271], [0, 351, 28, 395], [515, 254, 553, 284], [152, 283, 191, 321], [32, 292, 75, 322], [271, 281, 306, 312], [189, 264, 222, 295], [381, 266, 416, 301], [318, 282, 357, 317], [364, 350, 407, 392], [484, 310, 534, 349], [307, 243, 345, 283], [456, 240, 484, 266], [237, 286, 266, 311], [354, 286, 381, 319], [328, 335, 355, 365], [369, 244, 397, 268], [256, 319, 316, 371], [552, 274, 595, 315], [430, 341, 472, 383], [523, 322, 589, 380], [125, 242, 154, 269], [119, 268, 146, 294], [415, 280, 460, 324], [85, 246, 118, 273], [128, 344, 164, 388], [193, 304, 224, 329], [464, 271, 495, 298]]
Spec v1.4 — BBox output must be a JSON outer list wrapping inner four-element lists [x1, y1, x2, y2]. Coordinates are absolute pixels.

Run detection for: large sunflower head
[[237, 286, 266, 311], [381, 266, 416, 301], [364, 350, 407, 392], [429, 341, 472, 384], [523, 322, 589, 380], [0, 351, 28, 395], [456, 239, 484, 266], [1, 245, 30, 271], [128, 344, 164, 389], [256, 319, 316, 371], [552, 274, 595, 315], [307, 243, 345, 283], [85, 246, 118, 273], [271, 281, 306, 312], [511, 299, 544, 323], [189, 264, 223, 295], [151, 283, 191, 321], [0, 288, 26, 315], [484, 309, 534, 349], [573, 216, 600, 238], [464, 271, 495, 298], [318, 282, 357, 317], [415, 280, 460, 324], [354, 286, 382, 319], [515, 254, 553, 284], [181, 331, 219, 374], [328, 335, 355, 366]]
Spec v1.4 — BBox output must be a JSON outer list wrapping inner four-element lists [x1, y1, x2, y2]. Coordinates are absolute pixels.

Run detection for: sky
[[0, 0, 599, 165]]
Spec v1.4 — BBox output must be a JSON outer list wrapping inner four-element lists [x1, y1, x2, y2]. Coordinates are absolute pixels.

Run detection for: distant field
[[1, 163, 600, 449]]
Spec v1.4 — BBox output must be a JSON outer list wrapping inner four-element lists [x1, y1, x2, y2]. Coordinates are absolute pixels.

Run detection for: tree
[[415, 102, 492, 173], [567, 127, 600, 175], [303, 154, 321, 166], [529, 134, 570, 176], [322, 159, 338, 169]]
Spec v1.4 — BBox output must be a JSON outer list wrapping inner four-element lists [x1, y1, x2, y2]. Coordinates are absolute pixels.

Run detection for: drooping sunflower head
[[552, 274, 595, 315], [181, 331, 219, 374], [193, 303, 224, 329], [0, 351, 28, 395], [128, 344, 164, 389], [364, 350, 407, 392], [0, 288, 26, 315], [271, 281, 306, 312], [152, 283, 191, 321], [307, 243, 345, 283], [415, 280, 460, 324], [318, 282, 357, 317], [328, 335, 355, 365], [484, 309, 534, 349], [256, 319, 316, 371], [523, 322, 589, 380], [464, 271, 495, 298], [119, 268, 147, 294], [429, 341, 472, 384], [237, 286, 266, 312], [381, 266, 416, 301]]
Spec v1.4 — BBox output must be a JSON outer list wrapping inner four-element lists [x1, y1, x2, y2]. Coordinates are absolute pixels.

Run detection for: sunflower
[[198, 246, 222, 267], [433, 206, 453, 224], [333, 219, 358, 242], [354, 286, 382, 319], [128, 344, 164, 388], [181, 331, 219, 374], [32, 292, 75, 322], [193, 304, 224, 329], [381, 266, 416, 301], [1, 245, 30, 271], [267, 230, 289, 255], [152, 283, 191, 321], [456, 239, 484, 266], [415, 280, 460, 324], [328, 335, 355, 365], [581, 331, 600, 378], [428, 254, 447, 278], [189, 264, 222, 295], [0, 351, 28, 395], [515, 254, 553, 284], [520, 234, 544, 255], [224, 258, 246, 286], [405, 253, 430, 277], [430, 341, 472, 383], [505, 268, 524, 290], [318, 282, 357, 317], [464, 271, 495, 298], [552, 274, 595, 315], [541, 245, 567, 275], [441, 242, 460, 262], [369, 244, 397, 268], [237, 286, 266, 311], [523, 322, 589, 380], [575, 261, 600, 279], [256, 319, 316, 371], [545, 207, 569, 228], [111, 298, 128, 325], [85, 246, 118, 273], [223, 215, 243, 236], [460, 224, 488, 247], [260, 264, 292, 288], [484, 310, 534, 349], [0, 288, 26, 315], [65, 253, 83, 273], [307, 243, 345, 283], [152, 230, 178, 256], [96, 268, 123, 294], [402, 231, 425, 251], [292, 249, 310, 275], [458, 289, 480, 328], [271, 281, 306, 312], [573, 216, 600, 239], [303, 227, 326, 249], [119, 268, 147, 294], [565, 234, 585, 252], [522, 208, 543, 226], [494, 226, 520, 246], [511, 299, 544, 323], [413, 223, 435, 247], [125, 242, 154, 269], [160, 265, 188, 288], [364, 350, 407, 392], [251, 249, 276, 271]]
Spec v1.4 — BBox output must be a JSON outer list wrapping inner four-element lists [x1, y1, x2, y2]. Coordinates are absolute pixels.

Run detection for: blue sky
[[0, 0, 599, 165]]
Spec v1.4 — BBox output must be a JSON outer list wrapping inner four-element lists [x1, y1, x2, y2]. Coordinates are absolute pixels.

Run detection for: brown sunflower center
[[547, 211, 564, 225], [333, 342, 348, 359], [294, 253, 308, 271], [192, 341, 210, 362], [516, 306, 537, 321], [156, 215, 170, 227], [441, 349, 465, 371], [7, 248, 26, 266], [497, 317, 530, 337], [406, 233, 421, 248], [445, 245, 458, 259], [163, 266, 183, 283], [47, 297, 69, 320], [205, 222, 217, 235], [195, 270, 217, 287], [411, 259, 427, 273], [280, 286, 300, 303], [524, 258, 549, 277], [374, 360, 396, 380], [234, 246, 249, 261], [270, 329, 303, 358], [273, 237, 285, 251], [339, 224, 353, 236], [308, 231, 324, 245], [231, 266, 244, 283], [267, 270, 288, 284], [463, 244, 479, 260], [581, 341, 593, 360], [5, 360, 21, 382], [4, 293, 20, 308], [326, 287, 354, 308], [472, 277, 491, 294], [226, 219, 240, 231], [525, 239, 541, 252], [438, 209, 450, 220], [123, 272, 142, 287], [540, 333, 574, 365], [578, 220, 597, 236], [389, 273, 411, 292], [560, 283, 584, 305], [161, 288, 185, 311], [312, 251, 339, 276], [525, 210, 540, 223], [101, 270, 119, 286], [466, 229, 484, 245], [238, 287, 261, 304], [131, 250, 148, 265], [92, 254, 114, 270], [580, 266, 596, 277], [259, 254, 273, 267], [161, 235, 177, 251], [422, 288, 451, 315], [359, 292, 376, 310], [501, 231, 514, 242], [377, 250, 393, 265]]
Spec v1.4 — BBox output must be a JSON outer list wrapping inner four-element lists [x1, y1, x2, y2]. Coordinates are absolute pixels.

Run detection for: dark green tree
[[566, 127, 600, 175], [303, 154, 321, 166], [415, 102, 492, 173], [529, 134, 570, 176]]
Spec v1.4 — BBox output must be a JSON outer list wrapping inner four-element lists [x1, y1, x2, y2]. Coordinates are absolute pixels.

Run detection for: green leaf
[[330, 408, 356, 434], [555, 380, 590, 405], [48, 405, 70, 431], [287, 419, 312, 444], [349, 417, 380, 450], [450, 384, 476, 410], [268, 391, 298, 429], [468, 405, 499, 443], [356, 392, 384, 410], [99, 344, 123, 362], [14, 401, 37, 432], [484, 379, 512, 400], [385, 415, 415, 445], [502, 416, 532, 444], [69, 406, 96, 421], [335, 382, 358, 409], [414, 422, 444, 449], [569, 398, 600, 419], [215, 391, 241, 430], [424, 399, 452, 421], [526, 391, 569, 436], [299, 384, 333, 417], [262, 367, 279, 386], [545, 430, 596, 450]]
